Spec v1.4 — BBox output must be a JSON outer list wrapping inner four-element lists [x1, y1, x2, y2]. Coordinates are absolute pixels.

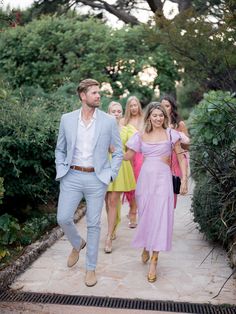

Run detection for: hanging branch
[[212, 268, 236, 299]]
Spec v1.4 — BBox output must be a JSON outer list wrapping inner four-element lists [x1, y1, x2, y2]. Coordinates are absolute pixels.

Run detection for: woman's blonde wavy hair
[[107, 101, 123, 114], [123, 96, 143, 125]]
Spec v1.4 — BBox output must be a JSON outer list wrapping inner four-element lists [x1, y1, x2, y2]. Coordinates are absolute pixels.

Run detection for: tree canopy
[[0, 0, 235, 109], [149, 0, 236, 107], [0, 15, 178, 101]]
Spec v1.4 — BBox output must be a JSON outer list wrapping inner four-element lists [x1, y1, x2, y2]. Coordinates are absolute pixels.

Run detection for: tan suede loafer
[[85, 270, 97, 287], [67, 238, 86, 268]]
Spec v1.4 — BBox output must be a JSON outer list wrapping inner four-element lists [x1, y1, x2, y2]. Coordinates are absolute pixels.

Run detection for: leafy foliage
[[189, 90, 236, 248], [20, 214, 57, 245], [0, 15, 178, 100], [148, 2, 236, 109], [0, 212, 57, 267], [0, 80, 60, 213], [0, 214, 20, 246], [0, 17, 109, 90]]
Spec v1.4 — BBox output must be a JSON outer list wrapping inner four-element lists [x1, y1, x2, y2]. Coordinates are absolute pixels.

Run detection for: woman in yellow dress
[[104, 101, 136, 253]]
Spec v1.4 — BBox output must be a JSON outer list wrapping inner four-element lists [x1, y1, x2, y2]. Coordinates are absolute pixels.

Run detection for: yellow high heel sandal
[[141, 249, 150, 264], [147, 255, 158, 283]]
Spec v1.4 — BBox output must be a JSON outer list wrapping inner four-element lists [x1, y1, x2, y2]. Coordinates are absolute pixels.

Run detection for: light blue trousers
[[57, 168, 107, 270]]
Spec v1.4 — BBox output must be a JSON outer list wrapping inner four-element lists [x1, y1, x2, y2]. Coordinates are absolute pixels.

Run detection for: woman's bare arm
[[174, 141, 188, 195], [124, 149, 135, 161], [178, 121, 189, 137]]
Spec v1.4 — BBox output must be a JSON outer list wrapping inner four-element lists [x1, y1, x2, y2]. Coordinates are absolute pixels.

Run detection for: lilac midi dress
[[126, 128, 180, 252]]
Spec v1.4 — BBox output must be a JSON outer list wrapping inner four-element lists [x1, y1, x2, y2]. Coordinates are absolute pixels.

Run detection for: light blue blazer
[[55, 109, 123, 185]]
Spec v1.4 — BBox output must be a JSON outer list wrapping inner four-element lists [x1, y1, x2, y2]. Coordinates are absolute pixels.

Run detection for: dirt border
[[0, 206, 86, 290]]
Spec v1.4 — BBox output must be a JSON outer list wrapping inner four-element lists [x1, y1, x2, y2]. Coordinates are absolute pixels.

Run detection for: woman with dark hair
[[160, 95, 190, 208], [160, 95, 189, 136], [124, 102, 188, 283]]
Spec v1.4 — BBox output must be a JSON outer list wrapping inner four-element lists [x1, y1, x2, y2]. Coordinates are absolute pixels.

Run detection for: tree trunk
[[146, 0, 164, 13], [77, 0, 140, 25]]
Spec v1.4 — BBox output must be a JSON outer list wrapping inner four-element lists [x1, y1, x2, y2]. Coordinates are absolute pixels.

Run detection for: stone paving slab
[[10, 181, 236, 306]]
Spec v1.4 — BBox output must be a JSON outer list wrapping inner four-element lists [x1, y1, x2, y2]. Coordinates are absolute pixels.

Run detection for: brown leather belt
[[70, 165, 95, 172]]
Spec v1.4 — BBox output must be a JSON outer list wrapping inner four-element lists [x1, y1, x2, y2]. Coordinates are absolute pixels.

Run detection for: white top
[[72, 109, 97, 167]]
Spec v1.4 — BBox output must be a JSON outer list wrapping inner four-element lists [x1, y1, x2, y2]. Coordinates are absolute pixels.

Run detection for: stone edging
[[0, 206, 86, 290]]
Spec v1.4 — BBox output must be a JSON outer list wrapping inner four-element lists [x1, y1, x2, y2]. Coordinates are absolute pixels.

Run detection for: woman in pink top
[[120, 96, 144, 228], [160, 95, 190, 208]]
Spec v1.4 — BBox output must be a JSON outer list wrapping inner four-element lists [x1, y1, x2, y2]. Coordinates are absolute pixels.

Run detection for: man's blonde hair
[[77, 79, 100, 100]]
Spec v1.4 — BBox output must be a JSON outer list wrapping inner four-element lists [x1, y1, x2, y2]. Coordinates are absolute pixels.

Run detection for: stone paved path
[[10, 180, 236, 308]]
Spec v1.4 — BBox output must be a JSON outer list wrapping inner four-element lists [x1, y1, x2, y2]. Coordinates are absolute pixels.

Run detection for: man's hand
[[109, 145, 115, 153]]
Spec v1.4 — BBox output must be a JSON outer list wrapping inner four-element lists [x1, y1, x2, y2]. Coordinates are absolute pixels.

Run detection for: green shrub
[[20, 213, 57, 245], [0, 212, 57, 265], [16, 82, 79, 113], [0, 81, 60, 213], [0, 213, 21, 246], [0, 212, 56, 247], [189, 90, 236, 247], [0, 16, 111, 91], [0, 101, 58, 205]]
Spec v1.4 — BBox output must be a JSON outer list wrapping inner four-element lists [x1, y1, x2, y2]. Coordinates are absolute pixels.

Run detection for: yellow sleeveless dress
[[107, 126, 136, 192]]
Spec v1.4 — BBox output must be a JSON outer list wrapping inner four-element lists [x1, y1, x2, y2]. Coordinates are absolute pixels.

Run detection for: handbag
[[172, 175, 181, 194], [170, 130, 181, 194]]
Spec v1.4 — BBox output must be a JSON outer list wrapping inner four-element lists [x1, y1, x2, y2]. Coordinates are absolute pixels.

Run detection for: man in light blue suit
[[55, 79, 123, 287]]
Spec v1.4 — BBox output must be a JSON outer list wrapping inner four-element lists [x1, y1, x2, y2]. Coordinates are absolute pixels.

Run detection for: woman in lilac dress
[[124, 102, 188, 283]]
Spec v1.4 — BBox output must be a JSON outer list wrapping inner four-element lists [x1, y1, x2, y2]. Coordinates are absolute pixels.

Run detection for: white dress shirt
[[72, 109, 97, 167]]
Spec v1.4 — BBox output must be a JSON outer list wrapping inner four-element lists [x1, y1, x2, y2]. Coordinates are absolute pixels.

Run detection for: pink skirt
[[124, 152, 143, 204]]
